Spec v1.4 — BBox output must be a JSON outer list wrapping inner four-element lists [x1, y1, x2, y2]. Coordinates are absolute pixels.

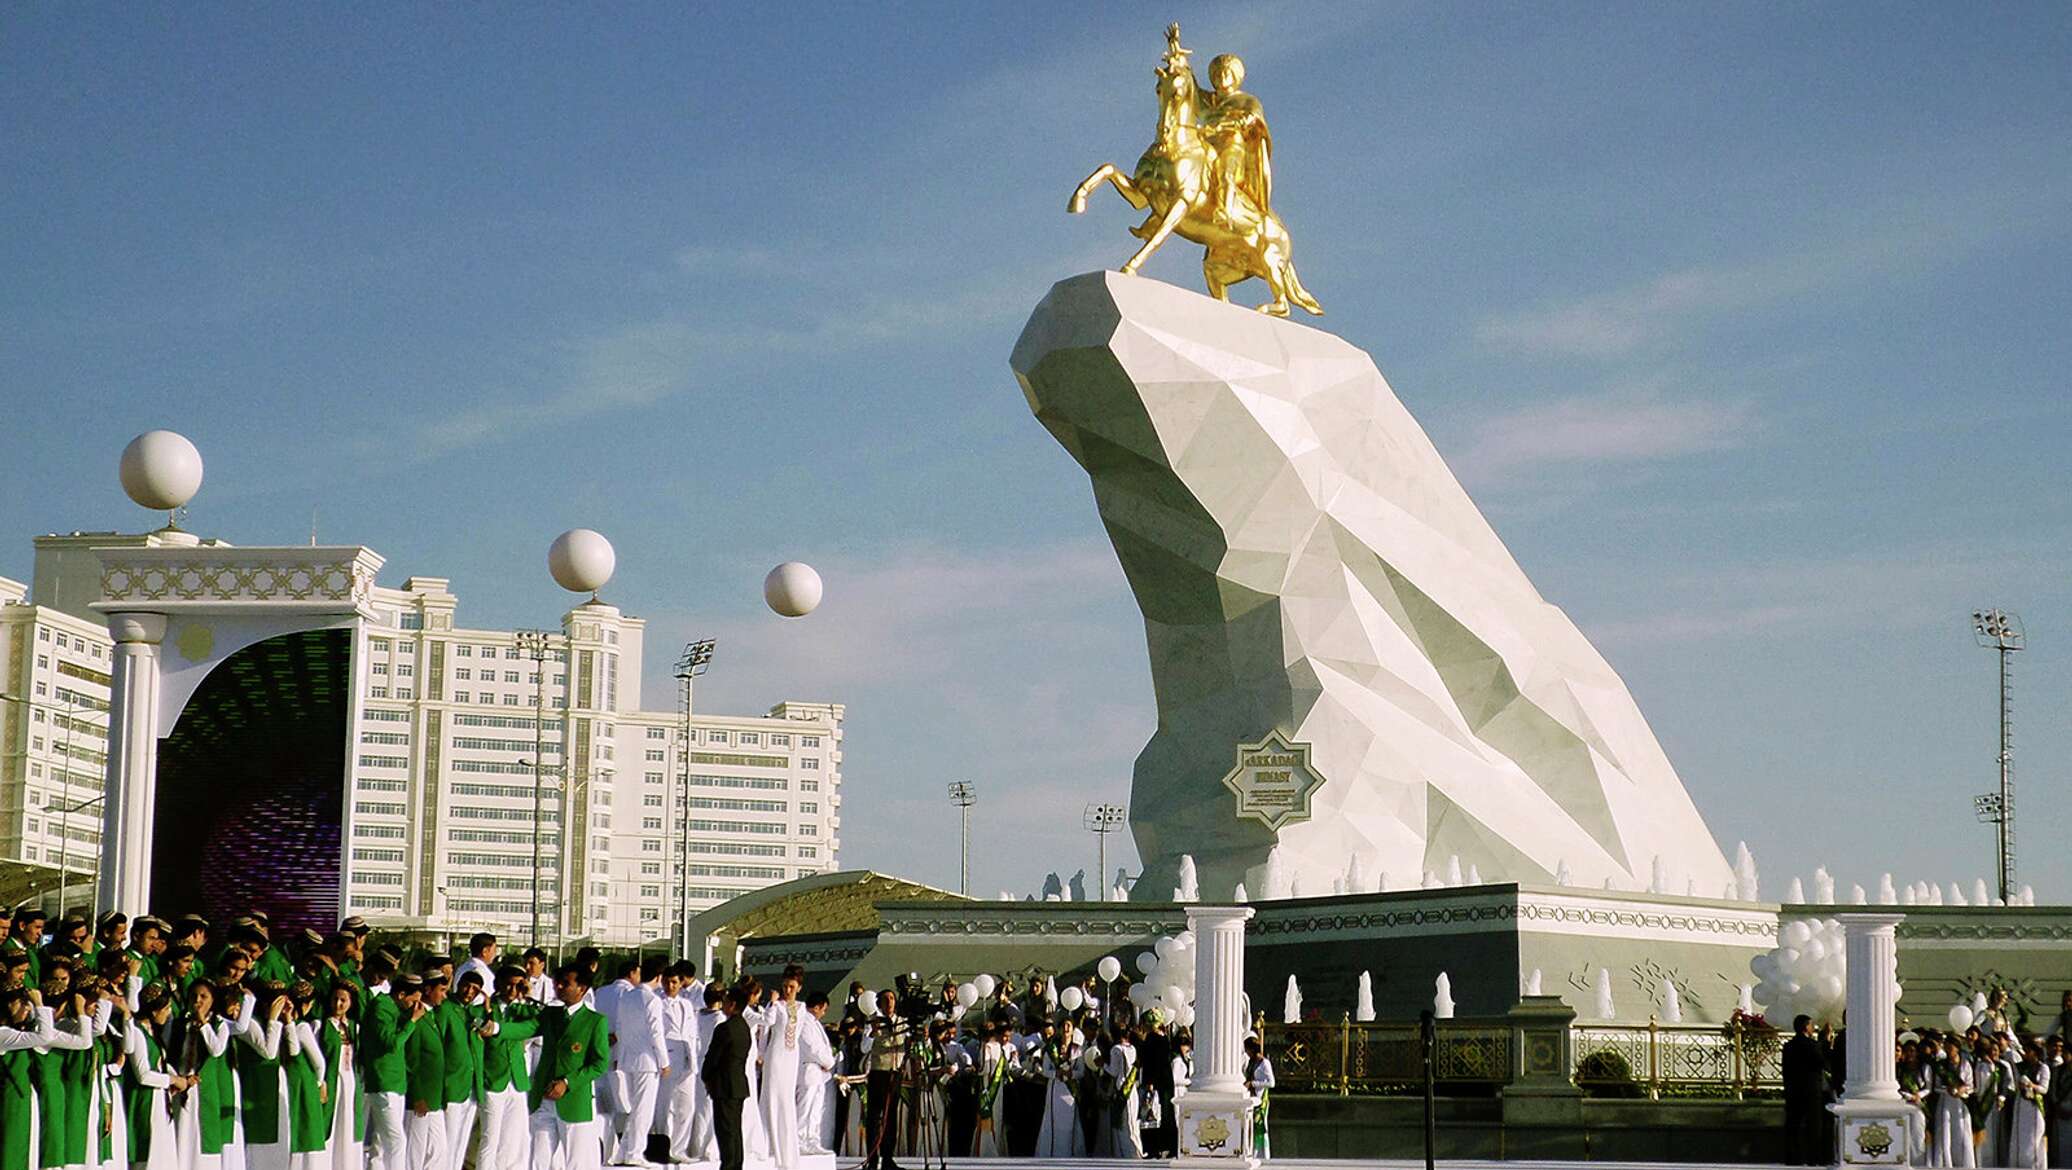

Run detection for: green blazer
[[480, 1002, 541, 1096], [528, 1004, 608, 1123], [404, 1008, 446, 1113], [436, 999, 481, 1107], [361, 994, 419, 1096]]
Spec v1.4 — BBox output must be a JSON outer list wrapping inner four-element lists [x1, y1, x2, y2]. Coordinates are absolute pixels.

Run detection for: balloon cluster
[[1123, 932, 1198, 1028], [1749, 916, 1897, 1028]]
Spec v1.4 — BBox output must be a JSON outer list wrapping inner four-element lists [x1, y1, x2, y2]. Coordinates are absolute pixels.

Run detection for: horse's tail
[[1283, 260, 1324, 316]]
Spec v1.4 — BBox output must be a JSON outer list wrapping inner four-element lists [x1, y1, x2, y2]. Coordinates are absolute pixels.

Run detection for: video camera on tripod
[[889, 970, 935, 1023]]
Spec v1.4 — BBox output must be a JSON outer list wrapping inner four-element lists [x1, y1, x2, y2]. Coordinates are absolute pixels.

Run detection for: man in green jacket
[[478, 966, 540, 1170], [363, 973, 426, 1170], [440, 970, 488, 1168], [4, 907, 45, 990], [531, 964, 610, 1170], [406, 972, 451, 1169]]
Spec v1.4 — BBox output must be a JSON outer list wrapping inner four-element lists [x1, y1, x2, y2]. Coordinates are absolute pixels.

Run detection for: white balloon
[[1154, 937, 1178, 959], [1059, 986, 1084, 1012], [1128, 984, 1154, 1008], [548, 528, 616, 593], [1803, 937, 1827, 964], [1097, 956, 1122, 983], [119, 430, 205, 511], [955, 983, 979, 1009], [764, 561, 824, 618], [1783, 921, 1812, 948], [1949, 1005, 1974, 1031], [1749, 954, 1775, 980], [1176, 1005, 1195, 1028], [972, 974, 996, 999], [1136, 953, 1159, 976]]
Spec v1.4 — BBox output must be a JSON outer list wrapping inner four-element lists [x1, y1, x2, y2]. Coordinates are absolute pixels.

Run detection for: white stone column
[[1838, 912, 1903, 1103], [1188, 904, 1255, 1094], [1829, 911, 1910, 1165], [1176, 903, 1259, 1166], [97, 612, 166, 914]]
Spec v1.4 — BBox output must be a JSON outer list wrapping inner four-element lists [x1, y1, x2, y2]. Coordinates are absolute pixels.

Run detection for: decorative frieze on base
[[1176, 1089, 1259, 1166], [1831, 1098, 1915, 1165]]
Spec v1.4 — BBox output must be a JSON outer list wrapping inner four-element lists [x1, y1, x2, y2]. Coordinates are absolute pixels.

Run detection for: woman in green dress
[[170, 981, 234, 1170], [29, 972, 93, 1170], [235, 984, 289, 1170], [317, 984, 360, 1170], [123, 984, 188, 1170], [1243, 1033, 1274, 1161], [2, 987, 59, 1170], [279, 983, 328, 1170]]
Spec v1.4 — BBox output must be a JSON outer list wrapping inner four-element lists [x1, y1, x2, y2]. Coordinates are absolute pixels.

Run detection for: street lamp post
[[515, 629, 565, 951], [1083, 802, 1127, 902], [673, 640, 715, 956], [1970, 608, 2025, 903], [948, 782, 975, 895]]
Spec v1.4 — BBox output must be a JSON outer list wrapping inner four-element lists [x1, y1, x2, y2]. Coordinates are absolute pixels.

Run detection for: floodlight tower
[[1969, 608, 2024, 903], [1083, 802, 1127, 902], [673, 639, 716, 954], [947, 782, 976, 895]]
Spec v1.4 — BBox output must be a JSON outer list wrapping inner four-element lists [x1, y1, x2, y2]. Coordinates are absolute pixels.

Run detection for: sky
[[3, 3, 2069, 902]]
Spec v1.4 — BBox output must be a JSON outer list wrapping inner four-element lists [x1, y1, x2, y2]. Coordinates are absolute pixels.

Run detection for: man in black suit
[[701, 985, 752, 1170], [1780, 1014, 1831, 1164]]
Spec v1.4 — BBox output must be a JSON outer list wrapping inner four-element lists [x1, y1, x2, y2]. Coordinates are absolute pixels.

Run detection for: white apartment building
[[1, 532, 844, 947]]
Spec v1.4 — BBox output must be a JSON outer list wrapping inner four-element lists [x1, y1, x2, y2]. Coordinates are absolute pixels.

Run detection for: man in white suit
[[610, 957, 670, 1166], [658, 962, 702, 1164]]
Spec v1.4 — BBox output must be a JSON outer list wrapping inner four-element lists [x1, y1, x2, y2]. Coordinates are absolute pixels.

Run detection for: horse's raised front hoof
[[1258, 301, 1291, 317], [1068, 196, 1087, 214]]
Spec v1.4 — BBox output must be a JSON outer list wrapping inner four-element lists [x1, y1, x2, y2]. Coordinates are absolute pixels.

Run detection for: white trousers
[[406, 1109, 450, 1170], [662, 1062, 698, 1161], [479, 1088, 532, 1170], [529, 1106, 602, 1170], [795, 1076, 830, 1156], [445, 1100, 480, 1170], [611, 1072, 659, 1165], [368, 1093, 410, 1170]]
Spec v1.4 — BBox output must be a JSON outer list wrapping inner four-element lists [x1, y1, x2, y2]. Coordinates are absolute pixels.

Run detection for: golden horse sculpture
[[1070, 24, 1322, 316]]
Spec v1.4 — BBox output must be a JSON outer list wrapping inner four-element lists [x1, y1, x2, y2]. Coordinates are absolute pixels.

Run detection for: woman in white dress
[[740, 980, 771, 1160], [2010, 1039, 2051, 1169], [88, 976, 131, 1170], [1033, 1021, 1082, 1158], [760, 970, 806, 1170], [1931, 1036, 1976, 1169], [975, 1024, 1016, 1157]]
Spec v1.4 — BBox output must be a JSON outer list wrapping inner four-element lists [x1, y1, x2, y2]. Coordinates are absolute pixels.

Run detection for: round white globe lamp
[[548, 528, 616, 596], [119, 430, 205, 520], [763, 561, 823, 618]]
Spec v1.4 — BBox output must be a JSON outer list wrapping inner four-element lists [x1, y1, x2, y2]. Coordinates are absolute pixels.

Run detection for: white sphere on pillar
[[548, 529, 616, 594], [764, 561, 823, 618], [118, 430, 204, 511]]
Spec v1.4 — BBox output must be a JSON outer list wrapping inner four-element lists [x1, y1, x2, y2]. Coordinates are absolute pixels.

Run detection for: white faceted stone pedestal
[[1177, 905, 1258, 1167], [1012, 271, 1734, 897], [1830, 912, 1910, 1166]]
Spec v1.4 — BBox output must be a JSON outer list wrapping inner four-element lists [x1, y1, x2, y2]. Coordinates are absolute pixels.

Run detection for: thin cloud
[[1457, 385, 1755, 477]]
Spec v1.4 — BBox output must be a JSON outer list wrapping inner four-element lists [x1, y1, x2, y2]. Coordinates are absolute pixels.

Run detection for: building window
[[639, 884, 660, 899], [799, 846, 819, 859], [400, 613, 424, 630], [455, 668, 471, 680], [739, 732, 760, 745], [37, 655, 49, 669], [646, 727, 666, 740], [643, 794, 662, 808], [502, 694, 519, 706], [370, 687, 388, 698], [504, 648, 520, 660], [639, 908, 659, 921], [641, 817, 662, 830], [800, 780, 819, 792], [801, 736, 820, 748], [454, 692, 471, 703], [644, 771, 663, 784], [642, 840, 661, 853], [645, 750, 664, 762], [396, 663, 414, 677], [640, 862, 661, 876], [372, 639, 391, 652], [396, 689, 413, 699], [37, 629, 48, 641], [771, 734, 791, 746], [800, 802, 818, 814], [799, 824, 816, 837], [707, 731, 729, 744], [802, 758, 820, 770], [372, 663, 389, 675], [455, 645, 472, 657]]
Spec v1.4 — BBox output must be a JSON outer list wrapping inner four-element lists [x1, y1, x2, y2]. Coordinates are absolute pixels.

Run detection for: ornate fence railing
[[1256, 1014, 1782, 1099]]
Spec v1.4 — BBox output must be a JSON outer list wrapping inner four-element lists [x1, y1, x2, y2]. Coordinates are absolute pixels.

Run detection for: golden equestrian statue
[[1069, 23, 1322, 316]]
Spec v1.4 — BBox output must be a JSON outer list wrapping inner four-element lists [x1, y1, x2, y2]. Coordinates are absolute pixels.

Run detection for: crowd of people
[[1781, 989, 2072, 1168], [0, 905, 1277, 1170]]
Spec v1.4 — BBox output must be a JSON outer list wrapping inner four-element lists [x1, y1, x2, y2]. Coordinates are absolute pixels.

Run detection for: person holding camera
[[861, 990, 910, 1170]]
